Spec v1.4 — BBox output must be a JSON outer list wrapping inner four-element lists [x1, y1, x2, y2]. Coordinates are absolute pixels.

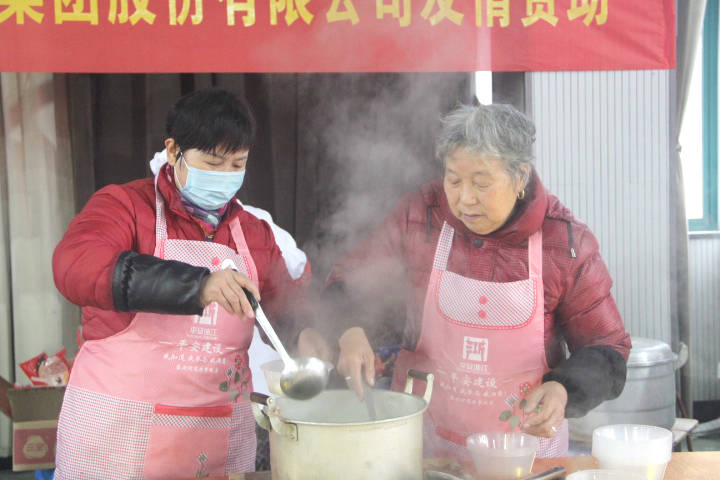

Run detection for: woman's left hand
[[520, 381, 568, 438]]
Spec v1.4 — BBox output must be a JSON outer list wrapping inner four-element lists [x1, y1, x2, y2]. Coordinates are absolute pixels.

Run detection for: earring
[[517, 189, 526, 200]]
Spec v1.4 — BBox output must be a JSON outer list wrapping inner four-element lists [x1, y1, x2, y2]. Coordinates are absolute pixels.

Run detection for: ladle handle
[[242, 286, 259, 311], [523, 466, 566, 480], [250, 392, 269, 406], [241, 287, 293, 366]]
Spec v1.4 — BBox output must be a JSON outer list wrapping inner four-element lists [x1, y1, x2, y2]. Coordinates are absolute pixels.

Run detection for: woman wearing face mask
[[51, 88, 329, 479], [328, 104, 631, 461]]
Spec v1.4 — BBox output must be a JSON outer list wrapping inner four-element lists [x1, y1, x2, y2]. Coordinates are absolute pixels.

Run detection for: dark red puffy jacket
[[53, 164, 303, 342], [328, 171, 631, 369]]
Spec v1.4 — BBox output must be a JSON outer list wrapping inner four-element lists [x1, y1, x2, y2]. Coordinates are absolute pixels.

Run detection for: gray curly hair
[[435, 104, 536, 183]]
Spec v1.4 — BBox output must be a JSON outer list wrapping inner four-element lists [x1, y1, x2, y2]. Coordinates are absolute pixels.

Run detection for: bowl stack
[[591, 424, 673, 480], [566, 470, 645, 480]]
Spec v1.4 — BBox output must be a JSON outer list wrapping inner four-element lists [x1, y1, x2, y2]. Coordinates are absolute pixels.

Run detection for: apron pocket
[[143, 404, 232, 479], [437, 272, 537, 329]]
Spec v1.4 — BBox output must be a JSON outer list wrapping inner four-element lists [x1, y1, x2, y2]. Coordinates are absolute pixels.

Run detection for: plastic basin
[[592, 424, 672, 480], [466, 432, 539, 479], [260, 359, 284, 396]]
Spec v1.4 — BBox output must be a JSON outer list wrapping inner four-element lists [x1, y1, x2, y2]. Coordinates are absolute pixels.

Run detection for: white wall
[[528, 70, 672, 344]]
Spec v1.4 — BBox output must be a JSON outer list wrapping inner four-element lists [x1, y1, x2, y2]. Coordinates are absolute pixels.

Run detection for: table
[[195, 451, 720, 479], [535, 452, 720, 478]]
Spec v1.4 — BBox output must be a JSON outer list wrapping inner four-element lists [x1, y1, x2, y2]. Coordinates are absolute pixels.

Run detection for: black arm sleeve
[[542, 345, 628, 418], [112, 251, 210, 315]]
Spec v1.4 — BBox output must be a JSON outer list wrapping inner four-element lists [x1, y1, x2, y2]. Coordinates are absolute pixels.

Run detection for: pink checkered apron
[[392, 221, 569, 461], [55, 178, 258, 479]]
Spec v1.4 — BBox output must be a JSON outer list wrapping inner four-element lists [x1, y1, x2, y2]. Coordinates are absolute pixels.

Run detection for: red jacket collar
[[431, 168, 548, 243]]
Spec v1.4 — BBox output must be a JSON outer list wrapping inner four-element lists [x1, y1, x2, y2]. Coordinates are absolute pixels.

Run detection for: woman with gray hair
[[327, 103, 631, 459]]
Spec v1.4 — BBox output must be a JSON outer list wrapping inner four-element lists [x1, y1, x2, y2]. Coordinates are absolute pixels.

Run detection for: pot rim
[[268, 408, 428, 427], [266, 389, 430, 427]]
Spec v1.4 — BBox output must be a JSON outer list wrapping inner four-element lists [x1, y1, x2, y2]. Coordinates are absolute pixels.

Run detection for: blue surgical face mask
[[175, 154, 246, 210]]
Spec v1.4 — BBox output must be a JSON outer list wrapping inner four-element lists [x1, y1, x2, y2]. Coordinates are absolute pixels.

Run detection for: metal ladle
[[242, 287, 330, 400], [364, 379, 377, 421]]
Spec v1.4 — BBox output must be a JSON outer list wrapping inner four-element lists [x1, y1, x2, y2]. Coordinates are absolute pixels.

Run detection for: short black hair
[[165, 88, 256, 154]]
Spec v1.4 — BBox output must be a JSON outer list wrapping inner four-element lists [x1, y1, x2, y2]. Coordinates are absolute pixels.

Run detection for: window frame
[[690, 0, 719, 231]]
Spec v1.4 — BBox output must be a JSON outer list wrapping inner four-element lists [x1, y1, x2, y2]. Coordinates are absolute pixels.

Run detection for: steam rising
[[302, 74, 467, 275], [298, 73, 470, 343]]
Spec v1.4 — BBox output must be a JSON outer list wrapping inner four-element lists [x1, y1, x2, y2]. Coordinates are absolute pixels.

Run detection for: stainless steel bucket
[[251, 369, 434, 480]]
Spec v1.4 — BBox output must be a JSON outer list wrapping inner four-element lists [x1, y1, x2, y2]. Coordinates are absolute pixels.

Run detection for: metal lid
[[627, 337, 674, 367]]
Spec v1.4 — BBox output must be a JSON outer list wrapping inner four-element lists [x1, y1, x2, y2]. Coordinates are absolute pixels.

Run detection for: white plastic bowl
[[567, 470, 646, 480], [592, 424, 672, 480], [466, 432, 539, 479], [260, 359, 284, 396]]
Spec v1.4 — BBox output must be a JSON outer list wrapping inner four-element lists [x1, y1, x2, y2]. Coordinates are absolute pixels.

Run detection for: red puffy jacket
[[328, 171, 631, 369], [53, 164, 303, 342]]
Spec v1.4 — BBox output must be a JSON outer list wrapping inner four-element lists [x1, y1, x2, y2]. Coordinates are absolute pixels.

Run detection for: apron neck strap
[[527, 229, 543, 278], [432, 222, 455, 271], [154, 174, 169, 241], [228, 215, 258, 283], [432, 221, 544, 277]]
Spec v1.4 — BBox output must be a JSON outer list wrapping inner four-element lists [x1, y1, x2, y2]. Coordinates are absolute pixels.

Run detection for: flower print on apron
[[392, 221, 569, 461], [55, 177, 258, 479]]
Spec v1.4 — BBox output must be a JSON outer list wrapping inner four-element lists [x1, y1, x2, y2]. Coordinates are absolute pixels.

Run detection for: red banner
[[0, 0, 675, 72]]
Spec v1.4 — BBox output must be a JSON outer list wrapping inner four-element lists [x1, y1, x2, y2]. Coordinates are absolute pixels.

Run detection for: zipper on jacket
[[565, 220, 577, 258]]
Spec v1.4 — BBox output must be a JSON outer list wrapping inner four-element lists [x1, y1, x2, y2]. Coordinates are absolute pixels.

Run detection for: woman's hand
[[521, 381, 568, 438], [297, 328, 334, 364], [199, 269, 260, 318], [337, 327, 375, 397]]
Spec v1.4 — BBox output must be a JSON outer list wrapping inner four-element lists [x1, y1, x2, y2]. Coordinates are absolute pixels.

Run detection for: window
[[474, 71, 493, 105], [684, 0, 719, 231]]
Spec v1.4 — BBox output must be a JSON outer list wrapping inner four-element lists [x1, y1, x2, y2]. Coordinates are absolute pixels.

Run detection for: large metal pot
[[251, 369, 434, 480], [569, 337, 676, 443]]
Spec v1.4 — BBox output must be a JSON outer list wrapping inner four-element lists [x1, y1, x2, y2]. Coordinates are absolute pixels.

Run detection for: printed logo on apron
[[462, 336, 489, 362]]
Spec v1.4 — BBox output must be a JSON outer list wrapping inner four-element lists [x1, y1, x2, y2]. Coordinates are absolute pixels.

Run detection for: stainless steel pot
[[251, 369, 434, 480], [569, 337, 676, 443]]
